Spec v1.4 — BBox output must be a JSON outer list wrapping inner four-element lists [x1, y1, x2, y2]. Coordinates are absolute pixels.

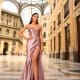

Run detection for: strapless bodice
[[29, 28, 40, 40]]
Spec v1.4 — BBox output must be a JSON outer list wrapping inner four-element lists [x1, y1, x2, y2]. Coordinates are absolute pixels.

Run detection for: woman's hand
[[17, 30, 32, 40], [17, 24, 31, 40]]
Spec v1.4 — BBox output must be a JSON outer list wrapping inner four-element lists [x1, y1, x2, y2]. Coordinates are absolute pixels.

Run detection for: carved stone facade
[[0, 9, 24, 55], [40, 14, 51, 56], [47, 0, 80, 62]]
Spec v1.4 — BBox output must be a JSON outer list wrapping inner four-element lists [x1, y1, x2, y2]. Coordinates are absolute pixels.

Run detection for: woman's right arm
[[17, 24, 31, 40]]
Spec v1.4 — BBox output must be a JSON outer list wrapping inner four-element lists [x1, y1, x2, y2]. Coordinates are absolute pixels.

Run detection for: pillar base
[[55, 53, 60, 59], [69, 51, 79, 62], [53, 53, 55, 58], [60, 52, 67, 60]]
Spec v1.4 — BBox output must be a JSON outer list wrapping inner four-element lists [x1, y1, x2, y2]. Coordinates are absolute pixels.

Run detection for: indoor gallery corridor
[[0, 0, 80, 80]]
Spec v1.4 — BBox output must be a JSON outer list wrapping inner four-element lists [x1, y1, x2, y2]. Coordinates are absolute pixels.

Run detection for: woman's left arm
[[40, 25, 44, 53]]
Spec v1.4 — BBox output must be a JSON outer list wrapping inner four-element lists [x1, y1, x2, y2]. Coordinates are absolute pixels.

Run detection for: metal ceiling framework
[[3, 0, 48, 15]]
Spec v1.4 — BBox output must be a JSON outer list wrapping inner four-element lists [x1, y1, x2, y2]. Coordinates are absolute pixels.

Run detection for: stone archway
[[3, 42, 8, 55]]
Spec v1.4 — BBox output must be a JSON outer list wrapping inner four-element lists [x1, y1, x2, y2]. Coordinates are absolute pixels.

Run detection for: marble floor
[[0, 55, 80, 80]]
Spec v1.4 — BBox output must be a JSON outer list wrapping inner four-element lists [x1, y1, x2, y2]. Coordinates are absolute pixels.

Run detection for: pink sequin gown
[[20, 27, 44, 80]]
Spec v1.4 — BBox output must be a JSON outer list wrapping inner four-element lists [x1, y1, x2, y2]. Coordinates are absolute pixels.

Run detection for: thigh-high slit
[[20, 38, 44, 80]]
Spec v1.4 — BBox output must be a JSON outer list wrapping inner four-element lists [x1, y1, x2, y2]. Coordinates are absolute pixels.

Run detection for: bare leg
[[32, 46, 40, 80]]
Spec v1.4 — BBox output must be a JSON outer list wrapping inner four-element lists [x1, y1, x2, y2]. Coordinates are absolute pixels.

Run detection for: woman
[[18, 13, 44, 80]]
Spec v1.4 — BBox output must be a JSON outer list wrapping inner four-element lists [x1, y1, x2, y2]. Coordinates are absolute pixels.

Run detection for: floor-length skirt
[[20, 39, 44, 80]]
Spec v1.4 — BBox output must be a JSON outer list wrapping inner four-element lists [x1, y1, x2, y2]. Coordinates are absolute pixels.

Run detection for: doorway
[[65, 25, 70, 60], [58, 32, 61, 59], [76, 15, 80, 62], [3, 42, 8, 55]]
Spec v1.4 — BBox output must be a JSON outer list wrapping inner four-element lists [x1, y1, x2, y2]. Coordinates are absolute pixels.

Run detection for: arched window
[[21, 6, 41, 24]]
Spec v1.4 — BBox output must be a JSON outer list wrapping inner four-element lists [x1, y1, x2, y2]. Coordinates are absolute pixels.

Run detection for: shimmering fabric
[[20, 28, 44, 80]]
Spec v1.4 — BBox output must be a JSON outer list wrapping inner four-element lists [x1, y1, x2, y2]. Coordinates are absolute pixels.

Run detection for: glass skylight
[[17, 0, 46, 4]]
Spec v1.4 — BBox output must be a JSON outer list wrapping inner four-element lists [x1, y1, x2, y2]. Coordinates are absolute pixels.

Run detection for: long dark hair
[[29, 13, 39, 24]]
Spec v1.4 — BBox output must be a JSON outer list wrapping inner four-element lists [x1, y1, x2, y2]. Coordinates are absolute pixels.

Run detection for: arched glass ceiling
[[21, 6, 41, 24], [1, 0, 49, 25], [2, 1, 18, 13], [17, 0, 46, 4], [1, 1, 41, 25]]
